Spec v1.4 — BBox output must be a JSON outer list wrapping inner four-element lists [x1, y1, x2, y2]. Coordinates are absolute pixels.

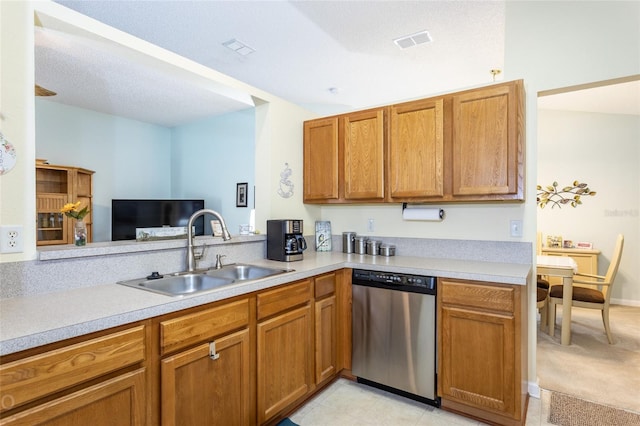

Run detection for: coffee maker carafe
[[267, 219, 307, 261]]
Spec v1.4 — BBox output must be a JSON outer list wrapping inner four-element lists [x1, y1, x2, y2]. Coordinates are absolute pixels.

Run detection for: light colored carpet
[[537, 304, 640, 413], [549, 391, 640, 426]]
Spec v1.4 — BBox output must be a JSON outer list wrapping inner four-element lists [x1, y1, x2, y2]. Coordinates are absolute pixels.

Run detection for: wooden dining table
[[537, 255, 578, 345]]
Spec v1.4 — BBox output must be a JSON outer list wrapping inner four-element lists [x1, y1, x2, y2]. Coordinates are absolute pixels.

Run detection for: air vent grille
[[222, 39, 255, 56], [393, 30, 432, 49]]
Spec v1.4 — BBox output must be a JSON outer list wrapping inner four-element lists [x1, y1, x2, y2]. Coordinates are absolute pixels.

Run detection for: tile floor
[[290, 378, 555, 425]]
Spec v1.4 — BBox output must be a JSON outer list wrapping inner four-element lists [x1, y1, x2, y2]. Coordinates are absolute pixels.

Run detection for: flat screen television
[[111, 199, 205, 241]]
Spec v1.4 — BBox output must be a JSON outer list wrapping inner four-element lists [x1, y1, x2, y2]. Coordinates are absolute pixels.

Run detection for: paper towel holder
[[402, 203, 445, 220]]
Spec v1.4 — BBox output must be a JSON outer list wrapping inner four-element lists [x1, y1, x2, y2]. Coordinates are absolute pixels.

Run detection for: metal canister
[[366, 240, 381, 256], [342, 232, 357, 253], [379, 244, 396, 257], [355, 236, 368, 254]]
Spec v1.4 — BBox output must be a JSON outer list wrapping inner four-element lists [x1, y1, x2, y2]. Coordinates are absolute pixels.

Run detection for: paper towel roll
[[402, 206, 444, 221]]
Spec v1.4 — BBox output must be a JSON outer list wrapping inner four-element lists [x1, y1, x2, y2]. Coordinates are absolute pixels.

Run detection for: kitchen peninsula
[[1, 237, 531, 426]]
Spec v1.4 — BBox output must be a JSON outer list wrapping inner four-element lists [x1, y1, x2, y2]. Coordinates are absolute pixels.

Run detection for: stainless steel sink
[[118, 264, 290, 297], [118, 273, 235, 297], [205, 264, 289, 281]]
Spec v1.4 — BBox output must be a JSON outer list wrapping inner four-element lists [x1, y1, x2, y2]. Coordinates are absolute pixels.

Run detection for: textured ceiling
[[39, 1, 505, 126], [38, 1, 637, 128], [538, 80, 640, 116]]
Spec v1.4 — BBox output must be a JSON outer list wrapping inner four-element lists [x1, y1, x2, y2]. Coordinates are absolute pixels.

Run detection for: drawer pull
[[209, 341, 220, 360]]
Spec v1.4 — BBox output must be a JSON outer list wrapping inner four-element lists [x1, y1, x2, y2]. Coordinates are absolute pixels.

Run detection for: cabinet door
[[304, 117, 339, 202], [0, 369, 146, 426], [440, 305, 515, 415], [315, 295, 337, 385], [343, 109, 385, 200], [36, 195, 69, 245], [451, 82, 523, 199], [257, 305, 313, 424], [389, 98, 444, 199], [161, 329, 251, 426]]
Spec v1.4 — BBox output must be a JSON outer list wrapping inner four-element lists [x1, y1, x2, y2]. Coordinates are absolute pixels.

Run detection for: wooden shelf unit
[[36, 163, 94, 246]]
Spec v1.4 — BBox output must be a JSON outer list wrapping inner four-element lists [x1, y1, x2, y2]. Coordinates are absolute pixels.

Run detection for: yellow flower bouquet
[[60, 201, 90, 220]]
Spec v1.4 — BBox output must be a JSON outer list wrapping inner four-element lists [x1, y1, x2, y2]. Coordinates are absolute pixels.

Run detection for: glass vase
[[74, 220, 87, 246]]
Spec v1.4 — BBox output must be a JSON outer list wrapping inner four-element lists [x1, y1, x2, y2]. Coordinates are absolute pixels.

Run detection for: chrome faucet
[[187, 209, 231, 272]]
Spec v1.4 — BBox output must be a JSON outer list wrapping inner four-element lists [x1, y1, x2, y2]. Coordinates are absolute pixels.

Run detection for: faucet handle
[[193, 246, 205, 261], [215, 254, 226, 269]]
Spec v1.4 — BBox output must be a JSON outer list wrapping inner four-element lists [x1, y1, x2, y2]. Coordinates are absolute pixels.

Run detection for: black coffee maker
[[267, 219, 307, 261]]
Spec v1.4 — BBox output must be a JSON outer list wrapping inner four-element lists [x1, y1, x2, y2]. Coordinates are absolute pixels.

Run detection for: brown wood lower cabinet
[[257, 280, 313, 425], [0, 325, 146, 426], [315, 294, 337, 384], [160, 329, 251, 426], [438, 278, 527, 426], [0, 270, 352, 426], [0, 369, 146, 426]]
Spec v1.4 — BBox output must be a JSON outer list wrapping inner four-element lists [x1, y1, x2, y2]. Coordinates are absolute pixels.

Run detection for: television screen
[[111, 199, 205, 241]]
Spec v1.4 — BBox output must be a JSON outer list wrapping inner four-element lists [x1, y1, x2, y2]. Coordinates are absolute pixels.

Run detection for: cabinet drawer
[[440, 280, 514, 313], [0, 325, 145, 413], [160, 299, 249, 355], [0, 368, 146, 426], [314, 273, 336, 299], [257, 280, 312, 321]]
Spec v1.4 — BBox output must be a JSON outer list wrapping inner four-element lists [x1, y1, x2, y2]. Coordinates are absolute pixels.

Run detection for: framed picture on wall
[[236, 182, 248, 207]]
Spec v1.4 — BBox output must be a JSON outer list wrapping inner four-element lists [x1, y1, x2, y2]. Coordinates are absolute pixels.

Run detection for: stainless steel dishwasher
[[352, 269, 438, 406]]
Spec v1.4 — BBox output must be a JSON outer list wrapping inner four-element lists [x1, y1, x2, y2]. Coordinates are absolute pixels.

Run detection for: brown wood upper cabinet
[[303, 117, 339, 202], [342, 109, 385, 201], [388, 98, 445, 199], [303, 80, 525, 204], [304, 108, 385, 203], [450, 82, 524, 201]]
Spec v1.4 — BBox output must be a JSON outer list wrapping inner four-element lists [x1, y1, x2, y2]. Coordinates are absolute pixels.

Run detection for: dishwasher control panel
[[353, 269, 436, 291]]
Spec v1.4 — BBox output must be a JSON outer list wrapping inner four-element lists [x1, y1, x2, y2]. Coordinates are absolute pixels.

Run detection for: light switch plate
[[510, 220, 523, 238]]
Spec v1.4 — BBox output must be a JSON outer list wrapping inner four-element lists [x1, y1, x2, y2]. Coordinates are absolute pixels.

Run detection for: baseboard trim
[[611, 298, 640, 307], [528, 380, 541, 399]]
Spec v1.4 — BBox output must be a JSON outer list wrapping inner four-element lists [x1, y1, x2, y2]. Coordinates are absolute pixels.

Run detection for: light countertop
[[0, 252, 531, 356]]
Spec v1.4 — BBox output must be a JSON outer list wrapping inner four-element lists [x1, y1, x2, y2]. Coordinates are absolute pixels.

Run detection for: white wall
[[36, 100, 173, 242], [0, 0, 316, 260], [36, 101, 259, 241], [171, 108, 256, 234], [504, 0, 640, 390], [537, 109, 639, 305]]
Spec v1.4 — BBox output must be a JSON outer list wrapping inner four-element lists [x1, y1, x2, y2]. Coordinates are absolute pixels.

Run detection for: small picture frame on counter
[[315, 221, 332, 252], [210, 220, 223, 237], [576, 241, 593, 249], [563, 240, 574, 249], [547, 235, 562, 248]]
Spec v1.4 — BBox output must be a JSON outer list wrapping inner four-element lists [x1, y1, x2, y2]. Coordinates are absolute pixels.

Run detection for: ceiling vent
[[393, 30, 432, 49], [222, 38, 255, 56]]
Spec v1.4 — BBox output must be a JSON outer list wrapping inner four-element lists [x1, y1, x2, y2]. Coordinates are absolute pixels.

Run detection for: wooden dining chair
[[548, 234, 624, 344], [536, 232, 550, 290], [537, 287, 549, 332]]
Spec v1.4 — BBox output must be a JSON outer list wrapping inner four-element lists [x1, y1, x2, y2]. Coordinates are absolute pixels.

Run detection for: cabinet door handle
[[209, 341, 220, 360]]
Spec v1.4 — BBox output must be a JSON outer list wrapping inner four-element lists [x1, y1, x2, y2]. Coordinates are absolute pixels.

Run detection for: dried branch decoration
[[537, 181, 597, 209]]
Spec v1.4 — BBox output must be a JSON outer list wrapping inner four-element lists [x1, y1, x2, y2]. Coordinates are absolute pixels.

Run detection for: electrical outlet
[[367, 218, 375, 233], [510, 220, 523, 238], [0, 225, 24, 253]]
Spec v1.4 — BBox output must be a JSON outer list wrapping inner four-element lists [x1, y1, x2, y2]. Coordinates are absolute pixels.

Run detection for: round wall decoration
[[0, 132, 17, 176]]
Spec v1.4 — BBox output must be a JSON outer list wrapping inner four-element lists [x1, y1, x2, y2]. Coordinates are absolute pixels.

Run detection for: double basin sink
[[118, 263, 291, 297]]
